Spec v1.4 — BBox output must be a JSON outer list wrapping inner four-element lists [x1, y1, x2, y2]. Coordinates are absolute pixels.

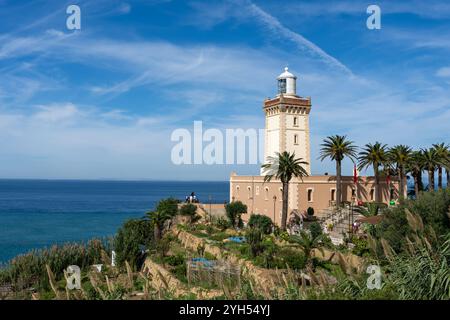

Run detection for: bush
[[349, 236, 370, 257], [179, 203, 197, 216], [246, 228, 264, 257], [164, 254, 185, 267], [377, 189, 450, 253], [308, 222, 322, 239], [214, 217, 230, 231], [179, 203, 201, 223], [248, 214, 273, 234], [114, 219, 153, 270], [278, 248, 306, 270], [253, 240, 278, 268], [225, 201, 247, 228], [156, 197, 180, 217]]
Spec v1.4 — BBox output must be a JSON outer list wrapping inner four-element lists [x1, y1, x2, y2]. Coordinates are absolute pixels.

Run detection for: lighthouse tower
[[262, 67, 312, 175]]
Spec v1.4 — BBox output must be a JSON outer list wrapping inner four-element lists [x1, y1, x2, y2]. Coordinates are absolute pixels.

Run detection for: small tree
[[246, 227, 264, 257], [114, 219, 153, 269], [147, 198, 180, 243], [225, 201, 247, 228], [248, 214, 273, 234], [289, 230, 325, 269]]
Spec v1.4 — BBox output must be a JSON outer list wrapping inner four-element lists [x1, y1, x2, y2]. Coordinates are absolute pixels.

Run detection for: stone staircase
[[320, 207, 363, 245]]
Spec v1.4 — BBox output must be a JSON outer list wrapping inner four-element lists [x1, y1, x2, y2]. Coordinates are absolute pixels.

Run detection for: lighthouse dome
[[277, 67, 296, 80], [277, 67, 297, 96]]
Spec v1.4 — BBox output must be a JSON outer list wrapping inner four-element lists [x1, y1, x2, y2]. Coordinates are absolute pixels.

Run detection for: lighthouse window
[[294, 134, 298, 145], [278, 79, 286, 94], [293, 117, 298, 127]]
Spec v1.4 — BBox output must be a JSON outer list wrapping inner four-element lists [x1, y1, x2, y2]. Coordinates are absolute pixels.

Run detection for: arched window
[[265, 187, 269, 200], [256, 186, 260, 196], [279, 187, 283, 201], [247, 186, 252, 199], [236, 186, 240, 198], [331, 189, 336, 201], [293, 116, 298, 127], [294, 134, 298, 145]]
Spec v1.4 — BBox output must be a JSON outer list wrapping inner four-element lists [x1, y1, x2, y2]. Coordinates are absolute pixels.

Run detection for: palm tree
[[388, 145, 412, 198], [261, 151, 309, 230], [289, 230, 325, 269], [354, 202, 386, 217], [421, 148, 439, 191], [319, 135, 358, 208], [406, 151, 424, 197], [146, 198, 179, 242], [432, 143, 450, 190], [358, 142, 388, 203]]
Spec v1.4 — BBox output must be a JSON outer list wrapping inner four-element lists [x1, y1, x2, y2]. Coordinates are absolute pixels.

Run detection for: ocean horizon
[[0, 179, 229, 263]]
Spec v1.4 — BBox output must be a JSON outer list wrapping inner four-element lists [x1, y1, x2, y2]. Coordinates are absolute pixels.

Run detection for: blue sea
[[0, 180, 229, 263]]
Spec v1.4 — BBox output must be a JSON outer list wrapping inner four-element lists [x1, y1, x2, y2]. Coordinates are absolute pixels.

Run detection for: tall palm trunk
[[418, 172, 423, 192], [398, 166, 405, 198], [374, 164, 381, 203], [281, 181, 289, 230], [336, 160, 342, 208], [413, 172, 420, 198], [437, 166, 443, 190], [428, 170, 435, 191]]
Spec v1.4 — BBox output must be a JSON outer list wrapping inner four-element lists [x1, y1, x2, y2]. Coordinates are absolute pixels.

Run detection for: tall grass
[[0, 238, 112, 291]]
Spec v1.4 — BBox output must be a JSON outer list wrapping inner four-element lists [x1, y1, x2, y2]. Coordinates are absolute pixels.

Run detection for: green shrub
[[114, 219, 153, 270], [278, 248, 306, 270], [214, 217, 230, 231], [204, 252, 216, 261], [350, 237, 370, 257], [164, 254, 185, 267], [377, 189, 450, 253], [248, 214, 273, 234], [225, 201, 247, 228], [179, 203, 201, 223], [156, 197, 180, 217], [179, 203, 197, 216], [173, 263, 187, 283], [246, 228, 264, 257]]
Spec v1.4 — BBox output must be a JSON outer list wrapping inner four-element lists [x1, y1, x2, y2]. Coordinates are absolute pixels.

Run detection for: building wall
[[230, 173, 401, 225]]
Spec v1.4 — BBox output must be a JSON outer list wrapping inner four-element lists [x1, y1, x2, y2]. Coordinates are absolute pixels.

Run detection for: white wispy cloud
[[276, 0, 450, 20], [188, 0, 352, 75], [243, 0, 353, 75]]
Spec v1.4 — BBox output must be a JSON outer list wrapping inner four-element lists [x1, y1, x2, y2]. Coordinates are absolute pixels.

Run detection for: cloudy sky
[[0, 0, 449, 180]]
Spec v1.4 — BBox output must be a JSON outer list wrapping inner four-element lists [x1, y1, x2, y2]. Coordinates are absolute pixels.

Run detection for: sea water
[[0, 179, 228, 263]]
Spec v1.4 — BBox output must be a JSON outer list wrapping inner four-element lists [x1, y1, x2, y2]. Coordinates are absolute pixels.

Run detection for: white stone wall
[[264, 114, 280, 161]]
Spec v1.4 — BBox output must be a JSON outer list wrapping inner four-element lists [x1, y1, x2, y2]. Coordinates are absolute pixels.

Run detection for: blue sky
[[0, 0, 449, 180]]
